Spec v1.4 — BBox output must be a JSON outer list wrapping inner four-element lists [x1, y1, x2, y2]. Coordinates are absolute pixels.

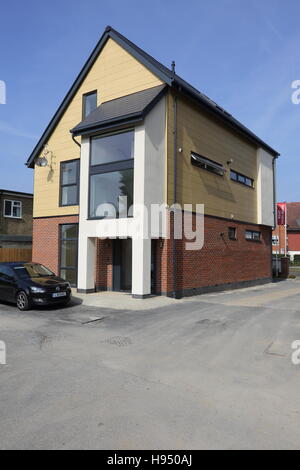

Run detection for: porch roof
[[70, 84, 167, 137]]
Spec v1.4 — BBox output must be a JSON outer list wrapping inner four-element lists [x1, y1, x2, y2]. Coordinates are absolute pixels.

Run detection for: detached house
[[26, 26, 279, 298]]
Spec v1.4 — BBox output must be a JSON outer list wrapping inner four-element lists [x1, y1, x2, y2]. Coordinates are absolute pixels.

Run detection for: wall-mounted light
[[36, 145, 53, 170], [227, 158, 234, 165]]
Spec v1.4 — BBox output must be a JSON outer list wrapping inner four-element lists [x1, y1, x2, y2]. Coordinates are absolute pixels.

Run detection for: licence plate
[[52, 292, 66, 298]]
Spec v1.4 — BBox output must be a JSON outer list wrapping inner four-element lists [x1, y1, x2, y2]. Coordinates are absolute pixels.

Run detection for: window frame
[[59, 223, 79, 287], [245, 230, 261, 242], [228, 227, 237, 240], [88, 129, 135, 220], [3, 199, 22, 219], [82, 90, 97, 119], [191, 152, 226, 176], [230, 170, 254, 188], [59, 159, 80, 207]]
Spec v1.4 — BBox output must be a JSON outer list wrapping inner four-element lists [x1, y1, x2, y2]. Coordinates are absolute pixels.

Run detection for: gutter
[[272, 156, 278, 229]]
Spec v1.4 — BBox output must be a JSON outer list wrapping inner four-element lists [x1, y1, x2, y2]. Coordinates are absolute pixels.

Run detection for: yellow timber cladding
[[34, 37, 259, 224], [33, 38, 163, 217], [166, 90, 258, 224]]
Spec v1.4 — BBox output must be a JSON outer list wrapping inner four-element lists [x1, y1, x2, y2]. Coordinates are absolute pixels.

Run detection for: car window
[[13, 264, 54, 279], [0, 266, 15, 279]]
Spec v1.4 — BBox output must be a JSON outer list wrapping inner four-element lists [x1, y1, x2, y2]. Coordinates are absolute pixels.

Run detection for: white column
[[77, 236, 96, 292], [77, 136, 96, 292], [131, 125, 151, 297], [132, 237, 151, 298]]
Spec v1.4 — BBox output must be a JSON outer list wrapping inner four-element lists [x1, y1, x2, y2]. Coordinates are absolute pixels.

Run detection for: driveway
[[1, 279, 300, 449]]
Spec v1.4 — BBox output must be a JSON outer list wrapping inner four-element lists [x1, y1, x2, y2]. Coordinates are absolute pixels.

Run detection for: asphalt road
[[1, 280, 300, 449]]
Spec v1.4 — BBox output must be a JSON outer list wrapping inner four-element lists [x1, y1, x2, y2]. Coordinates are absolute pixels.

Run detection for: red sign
[[277, 202, 286, 226]]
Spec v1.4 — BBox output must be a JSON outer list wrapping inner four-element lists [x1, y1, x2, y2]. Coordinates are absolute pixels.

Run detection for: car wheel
[[16, 291, 31, 311]]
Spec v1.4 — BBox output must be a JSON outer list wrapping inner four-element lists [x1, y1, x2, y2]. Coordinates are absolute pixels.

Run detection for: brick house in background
[[0, 189, 33, 249], [272, 202, 300, 261], [25, 26, 279, 298]]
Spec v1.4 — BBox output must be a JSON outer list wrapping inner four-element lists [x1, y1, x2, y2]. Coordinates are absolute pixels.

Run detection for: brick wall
[[272, 224, 286, 254], [287, 232, 300, 251], [155, 214, 272, 296], [32, 216, 79, 275], [95, 238, 113, 290], [33, 213, 272, 296]]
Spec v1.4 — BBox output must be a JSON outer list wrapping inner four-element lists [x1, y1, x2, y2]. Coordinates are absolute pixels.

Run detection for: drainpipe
[[72, 135, 81, 148], [272, 155, 278, 277], [272, 156, 278, 229], [172, 92, 178, 298]]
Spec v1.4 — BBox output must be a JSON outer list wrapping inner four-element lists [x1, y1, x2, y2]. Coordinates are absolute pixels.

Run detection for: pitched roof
[[26, 26, 279, 168], [286, 203, 300, 230], [71, 84, 166, 136]]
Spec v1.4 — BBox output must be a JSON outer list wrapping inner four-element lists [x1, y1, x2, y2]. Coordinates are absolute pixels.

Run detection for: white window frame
[[3, 199, 22, 219]]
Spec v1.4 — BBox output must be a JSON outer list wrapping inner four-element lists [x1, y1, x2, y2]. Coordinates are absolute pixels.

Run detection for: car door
[[0, 266, 17, 302]]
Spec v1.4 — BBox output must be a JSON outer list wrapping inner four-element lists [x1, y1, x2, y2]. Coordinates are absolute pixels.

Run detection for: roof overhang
[[26, 25, 280, 169], [71, 84, 167, 137]]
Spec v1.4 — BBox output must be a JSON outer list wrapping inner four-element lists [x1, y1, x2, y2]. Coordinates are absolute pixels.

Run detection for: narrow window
[[191, 152, 226, 176], [4, 200, 22, 218], [230, 170, 254, 188], [83, 91, 97, 119], [59, 224, 78, 286], [60, 160, 80, 206], [245, 230, 261, 241], [228, 227, 237, 240]]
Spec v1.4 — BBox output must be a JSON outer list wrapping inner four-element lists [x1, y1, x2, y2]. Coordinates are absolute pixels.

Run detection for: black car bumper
[[31, 290, 71, 306]]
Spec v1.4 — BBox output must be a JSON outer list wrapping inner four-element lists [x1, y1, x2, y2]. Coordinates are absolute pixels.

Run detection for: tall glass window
[[59, 224, 78, 286], [89, 130, 134, 219]]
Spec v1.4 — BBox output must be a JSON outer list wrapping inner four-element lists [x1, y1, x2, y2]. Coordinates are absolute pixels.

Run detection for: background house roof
[[286, 203, 300, 230], [26, 25, 279, 168], [71, 84, 166, 136]]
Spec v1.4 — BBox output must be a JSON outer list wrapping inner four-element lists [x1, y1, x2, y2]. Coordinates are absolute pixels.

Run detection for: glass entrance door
[[113, 239, 132, 292]]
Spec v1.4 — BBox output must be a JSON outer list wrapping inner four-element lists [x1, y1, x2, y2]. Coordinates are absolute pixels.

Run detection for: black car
[[0, 262, 72, 310]]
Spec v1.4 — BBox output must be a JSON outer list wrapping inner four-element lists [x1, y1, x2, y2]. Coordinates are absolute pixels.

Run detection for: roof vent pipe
[[171, 61, 176, 76]]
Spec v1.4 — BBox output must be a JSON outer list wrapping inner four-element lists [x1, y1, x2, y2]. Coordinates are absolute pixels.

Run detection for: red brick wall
[[95, 238, 113, 290], [272, 224, 286, 253], [32, 216, 79, 275], [33, 214, 272, 296], [287, 232, 300, 251], [155, 214, 272, 295]]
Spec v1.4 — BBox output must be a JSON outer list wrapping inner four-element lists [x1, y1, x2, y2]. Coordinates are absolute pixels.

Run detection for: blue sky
[[0, 0, 299, 201]]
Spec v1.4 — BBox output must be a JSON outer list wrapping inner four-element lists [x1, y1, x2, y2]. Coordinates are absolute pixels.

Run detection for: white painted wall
[[257, 148, 275, 227], [77, 97, 166, 295]]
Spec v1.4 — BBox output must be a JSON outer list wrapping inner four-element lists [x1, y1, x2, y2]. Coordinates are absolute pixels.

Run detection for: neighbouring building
[[26, 26, 279, 298], [0, 189, 33, 248], [272, 202, 300, 261]]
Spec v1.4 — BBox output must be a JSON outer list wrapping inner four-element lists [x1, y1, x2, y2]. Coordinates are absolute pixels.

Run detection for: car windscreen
[[13, 264, 54, 279]]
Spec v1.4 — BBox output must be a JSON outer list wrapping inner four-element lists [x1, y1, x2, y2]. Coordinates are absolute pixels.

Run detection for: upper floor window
[[91, 130, 134, 166], [4, 200, 22, 218], [89, 130, 134, 219], [60, 159, 80, 207], [228, 227, 237, 240], [230, 170, 254, 188], [83, 91, 97, 119], [191, 152, 226, 176], [245, 230, 261, 241]]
